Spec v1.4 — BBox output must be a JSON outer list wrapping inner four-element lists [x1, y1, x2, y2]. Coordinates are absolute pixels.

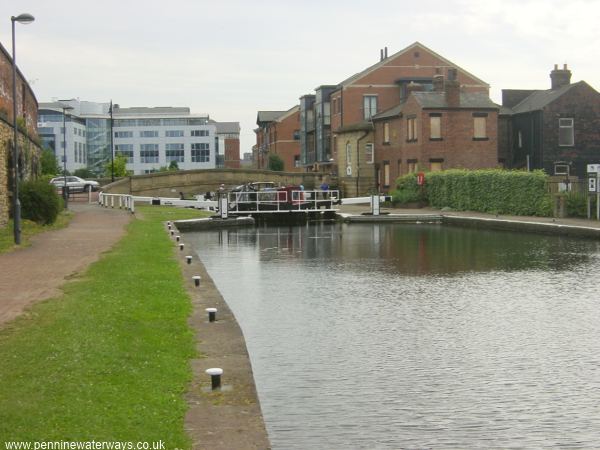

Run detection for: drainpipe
[[356, 129, 371, 196]]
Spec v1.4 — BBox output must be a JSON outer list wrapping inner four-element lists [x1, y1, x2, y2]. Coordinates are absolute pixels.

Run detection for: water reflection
[[214, 223, 597, 275], [187, 224, 600, 449]]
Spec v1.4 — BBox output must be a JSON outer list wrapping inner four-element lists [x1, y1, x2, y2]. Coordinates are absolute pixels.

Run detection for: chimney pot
[[563, 63, 568, 70], [550, 64, 572, 89], [384, 46, 388, 58], [380, 49, 383, 61]]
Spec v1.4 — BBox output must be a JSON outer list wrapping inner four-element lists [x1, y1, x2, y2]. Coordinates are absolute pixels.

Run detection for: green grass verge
[[0, 211, 73, 254], [0, 206, 210, 446]]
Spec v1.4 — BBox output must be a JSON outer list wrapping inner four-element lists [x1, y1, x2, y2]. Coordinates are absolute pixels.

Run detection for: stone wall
[[102, 168, 321, 198], [0, 118, 41, 226]]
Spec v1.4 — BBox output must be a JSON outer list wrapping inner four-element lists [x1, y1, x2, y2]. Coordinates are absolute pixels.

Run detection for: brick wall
[[541, 82, 600, 177], [224, 138, 240, 169]]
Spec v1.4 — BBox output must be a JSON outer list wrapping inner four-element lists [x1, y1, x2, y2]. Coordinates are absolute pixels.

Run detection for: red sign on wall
[[417, 172, 425, 186]]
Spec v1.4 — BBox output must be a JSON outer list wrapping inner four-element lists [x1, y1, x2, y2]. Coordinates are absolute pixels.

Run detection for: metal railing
[[226, 190, 339, 213]]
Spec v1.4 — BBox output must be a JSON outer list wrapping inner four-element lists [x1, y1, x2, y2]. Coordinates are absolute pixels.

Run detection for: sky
[[2, 0, 600, 155]]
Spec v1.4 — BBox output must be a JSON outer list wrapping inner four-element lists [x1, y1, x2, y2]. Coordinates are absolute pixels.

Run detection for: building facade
[[38, 100, 239, 176], [372, 71, 499, 192], [0, 42, 41, 226], [255, 107, 301, 172], [500, 65, 600, 178]]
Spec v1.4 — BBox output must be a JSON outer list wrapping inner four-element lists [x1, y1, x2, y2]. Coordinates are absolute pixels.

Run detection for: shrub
[[19, 179, 62, 225], [564, 191, 589, 218], [392, 173, 425, 204], [392, 169, 553, 217]]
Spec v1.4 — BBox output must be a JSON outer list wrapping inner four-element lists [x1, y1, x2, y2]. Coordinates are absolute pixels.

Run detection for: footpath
[[0, 199, 131, 326]]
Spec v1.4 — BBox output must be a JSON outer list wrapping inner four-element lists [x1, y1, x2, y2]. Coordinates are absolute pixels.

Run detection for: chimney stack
[[445, 68, 460, 107], [406, 82, 424, 96], [380, 49, 384, 61], [384, 46, 388, 58], [550, 63, 571, 89]]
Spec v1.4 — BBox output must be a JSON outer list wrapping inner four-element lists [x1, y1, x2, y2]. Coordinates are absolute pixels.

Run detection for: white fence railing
[[226, 189, 340, 213]]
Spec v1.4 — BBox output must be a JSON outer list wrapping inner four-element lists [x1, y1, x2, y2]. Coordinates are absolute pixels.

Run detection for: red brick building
[[216, 122, 241, 169], [328, 42, 490, 196], [255, 106, 301, 172], [372, 70, 499, 192]]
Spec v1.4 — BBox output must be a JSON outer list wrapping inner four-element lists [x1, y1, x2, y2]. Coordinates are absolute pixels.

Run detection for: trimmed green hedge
[[393, 169, 553, 216]]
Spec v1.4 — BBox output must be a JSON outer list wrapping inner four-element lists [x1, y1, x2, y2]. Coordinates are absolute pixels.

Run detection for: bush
[[391, 173, 424, 204], [19, 179, 63, 225], [392, 169, 553, 216], [564, 191, 589, 218]]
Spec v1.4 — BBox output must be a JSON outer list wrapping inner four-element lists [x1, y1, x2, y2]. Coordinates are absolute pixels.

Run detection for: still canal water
[[187, 223, 600, 449]]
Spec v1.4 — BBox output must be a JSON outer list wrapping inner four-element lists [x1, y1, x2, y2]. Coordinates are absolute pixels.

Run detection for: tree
[[268, 154, 284, 172], [104, 154, 130, 178], [40, 149, 59, 175], [168, 160, 179, 171]]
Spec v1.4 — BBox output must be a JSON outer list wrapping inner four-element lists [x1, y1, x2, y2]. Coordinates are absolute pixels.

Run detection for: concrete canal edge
[[339, 211, 600, 239], [173, 223, 270, 449]]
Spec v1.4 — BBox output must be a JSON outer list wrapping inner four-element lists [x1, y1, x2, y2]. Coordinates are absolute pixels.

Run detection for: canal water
[[187, 223, 600, 449]]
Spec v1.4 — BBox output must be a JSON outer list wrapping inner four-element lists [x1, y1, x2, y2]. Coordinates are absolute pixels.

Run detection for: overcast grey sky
[[2, 0, 599, 154]]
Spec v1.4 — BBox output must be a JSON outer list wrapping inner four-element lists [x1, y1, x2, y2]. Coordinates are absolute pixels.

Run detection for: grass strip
[[0, 211, 73, 254], [0, 206, 210, 446]]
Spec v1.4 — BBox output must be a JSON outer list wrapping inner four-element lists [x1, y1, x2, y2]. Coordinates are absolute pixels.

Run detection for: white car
[[50, 176, 100, 193]]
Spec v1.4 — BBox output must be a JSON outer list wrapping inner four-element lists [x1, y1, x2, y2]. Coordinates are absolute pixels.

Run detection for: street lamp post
[[10, 12, 35, 245], [61, 104, 74, 208]]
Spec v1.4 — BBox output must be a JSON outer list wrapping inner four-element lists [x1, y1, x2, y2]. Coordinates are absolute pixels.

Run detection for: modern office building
[[38, 99, 240, 175]]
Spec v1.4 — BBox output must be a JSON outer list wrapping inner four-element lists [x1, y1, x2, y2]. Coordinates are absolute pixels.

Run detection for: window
[[407, 117, 417, 142], [365, 143, 374, 164], [115, 144, 134, 162], [191, 129, 209, 137], [363, 96, 378, 120], [165, 130, 184, 137], [430, 159, 444, 172], [140, 144, 159, 163], [473, 113, 488, 140], [554, 163, 570, 175], [115, 131, 133, 138], [346, 142, 352, 165], [407, 159, 418, 173], [191, 143, 210, 162], [140, 130, 159, 138], [293, 130, 300, 140], [430, 114, 442, 140], [166, 149, 185, 162], [383, 122, 390, 144], [517, 130, 523, 149], [294, 155, 300, 167], [559, 118, 574, 146], [383, 161, 390, 187]]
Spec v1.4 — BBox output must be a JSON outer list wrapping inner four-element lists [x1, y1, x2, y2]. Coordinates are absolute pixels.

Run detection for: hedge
[[392, 169, 553, 216]]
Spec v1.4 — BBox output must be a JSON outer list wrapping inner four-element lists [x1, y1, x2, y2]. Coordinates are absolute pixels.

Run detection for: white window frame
[[558, 118, 574, 146], [363, 96, 378, 120], [365, 143, 374, 164]]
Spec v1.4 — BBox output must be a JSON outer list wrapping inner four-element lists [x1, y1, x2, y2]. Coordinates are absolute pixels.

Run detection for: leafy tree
[[104, 154, 130, 178], [168, 160, 179, 171], [40, 149, 59, 176], [268, 153, 284, 172]]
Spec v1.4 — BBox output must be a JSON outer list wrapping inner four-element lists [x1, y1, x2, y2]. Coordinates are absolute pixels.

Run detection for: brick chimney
[[433, 74, 444, 92], [550, 63, 571, 89], [445, 68, 460, 107]]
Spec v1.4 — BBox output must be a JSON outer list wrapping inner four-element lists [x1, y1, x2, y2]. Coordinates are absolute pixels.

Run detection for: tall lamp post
[[11, 12, 35, 245], [109, 100, 114, 182], [60, 103, 74, 208]]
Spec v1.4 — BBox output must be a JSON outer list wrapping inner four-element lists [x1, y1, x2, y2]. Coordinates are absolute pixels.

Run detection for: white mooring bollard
[[192, 275, 201, 287], [205, 368, 223, 390], [205, 307, 217, 322]]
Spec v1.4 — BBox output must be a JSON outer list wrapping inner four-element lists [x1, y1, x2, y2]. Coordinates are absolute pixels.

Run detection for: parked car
[[50, 176, 100, 193]]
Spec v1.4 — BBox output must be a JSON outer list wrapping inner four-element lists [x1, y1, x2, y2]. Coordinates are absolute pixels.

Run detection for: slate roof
[[372, 91, 498, 121], [509, 82, 580, 114], [256, 111, 286, 124]]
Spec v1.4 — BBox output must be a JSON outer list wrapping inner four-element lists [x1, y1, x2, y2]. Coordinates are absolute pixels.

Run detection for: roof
[[256, 111, 286, 124], [510, 82, 581, 114], [371, 91, 498, 121], [215, 122, 240, 134], [276, 105, 300, 122], [413, 91, 498, 109], [336, 41, 489, 89]]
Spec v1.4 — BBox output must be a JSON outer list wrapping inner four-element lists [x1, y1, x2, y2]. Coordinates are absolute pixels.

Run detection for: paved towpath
[[0, 199, 131, 327]]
